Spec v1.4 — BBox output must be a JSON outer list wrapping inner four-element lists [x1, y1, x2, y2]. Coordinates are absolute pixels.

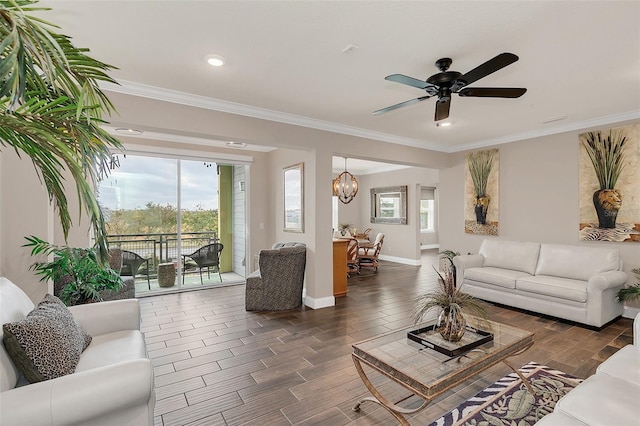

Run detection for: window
[[420, 199, 434, 232], [420, 187, 436, 232]]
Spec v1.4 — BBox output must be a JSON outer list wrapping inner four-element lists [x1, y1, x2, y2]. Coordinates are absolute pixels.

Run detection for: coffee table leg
[[352, 354, 431, 425], [503, 358, 535, 395]]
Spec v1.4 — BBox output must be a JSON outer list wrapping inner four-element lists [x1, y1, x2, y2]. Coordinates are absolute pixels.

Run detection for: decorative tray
[[407, 324, 493, 357]]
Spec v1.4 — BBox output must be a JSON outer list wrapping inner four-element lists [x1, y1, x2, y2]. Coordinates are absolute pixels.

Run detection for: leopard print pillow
[[2, 294, 92, 383]]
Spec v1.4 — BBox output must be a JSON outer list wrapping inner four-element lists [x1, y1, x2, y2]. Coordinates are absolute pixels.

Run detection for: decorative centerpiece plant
[[1, 0, 123, 261], [468, 150, 495, 225], [413, 266, 489, 342], [338, 223, 352, 236], [581, 130, 627, 229], [24, 236, 123, 306]]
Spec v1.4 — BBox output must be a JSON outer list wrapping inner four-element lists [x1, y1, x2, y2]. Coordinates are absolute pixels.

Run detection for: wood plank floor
[[140, 249, 633, 426]]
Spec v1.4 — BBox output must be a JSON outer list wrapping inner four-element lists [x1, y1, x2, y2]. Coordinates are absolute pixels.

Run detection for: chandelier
[[332, 157, 358, 204]]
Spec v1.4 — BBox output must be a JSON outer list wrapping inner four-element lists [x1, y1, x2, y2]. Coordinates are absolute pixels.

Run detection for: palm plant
[[467, 149, 495, 197], [1, 0, 123, 261], [581, 130, 626, 190]]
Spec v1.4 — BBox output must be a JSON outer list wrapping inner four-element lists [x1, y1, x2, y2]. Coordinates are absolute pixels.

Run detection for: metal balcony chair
[[181, 243, 224, 285], [121, 250, 150, 289]]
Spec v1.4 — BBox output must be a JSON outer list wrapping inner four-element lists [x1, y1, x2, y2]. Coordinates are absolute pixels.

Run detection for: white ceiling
[[37, 1, 640, 153]]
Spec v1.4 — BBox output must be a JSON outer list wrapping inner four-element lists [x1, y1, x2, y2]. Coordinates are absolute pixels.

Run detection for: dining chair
[[347, 238, 360, 277], [358, 233, 384, 272]]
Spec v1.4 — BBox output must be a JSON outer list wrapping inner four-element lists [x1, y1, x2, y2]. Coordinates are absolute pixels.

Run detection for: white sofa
[[0, 277, 155, 425], [453, 240, 628, 327], [535, 312, 640, 425]]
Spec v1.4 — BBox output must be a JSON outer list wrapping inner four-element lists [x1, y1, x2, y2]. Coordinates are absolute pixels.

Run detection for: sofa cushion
[[2, 294, 91, 383], [554, 374, 640, 426], [596, 345, 640, 386], [516, 275, 587, 303], [479, 240, 540, 275], [75, 330, 147, 372], [464, 267, 532, 289], [535, 244, 620, 281]]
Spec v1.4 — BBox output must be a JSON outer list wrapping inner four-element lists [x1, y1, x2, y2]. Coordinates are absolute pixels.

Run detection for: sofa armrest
[[69, 299, 140, 335], [587, 270, 628, 292], [634, 312, 640, 347], [453, 254, 484, 286], [0, 359, 153, 426]]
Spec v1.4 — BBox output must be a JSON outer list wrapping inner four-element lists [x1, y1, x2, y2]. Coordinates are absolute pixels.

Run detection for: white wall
[[350, 167, 439, 264], [0, 149, 54, 302], [439, 121, 640, 291]]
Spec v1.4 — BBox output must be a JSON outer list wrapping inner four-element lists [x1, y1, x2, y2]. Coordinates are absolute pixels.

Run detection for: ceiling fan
[[373, 52, 527, 121]]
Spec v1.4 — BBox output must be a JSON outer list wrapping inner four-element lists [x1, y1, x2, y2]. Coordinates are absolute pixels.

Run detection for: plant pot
[[474, 195, 490, 225], [593, 189, 622, 229], [438, 309, 466, 342]]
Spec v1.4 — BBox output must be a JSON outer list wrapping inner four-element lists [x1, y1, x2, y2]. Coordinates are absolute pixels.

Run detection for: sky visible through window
[[98, 155, 219, 211]]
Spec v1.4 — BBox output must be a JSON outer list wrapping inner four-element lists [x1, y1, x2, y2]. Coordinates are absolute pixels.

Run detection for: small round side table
[[157, 263, 176, 288]]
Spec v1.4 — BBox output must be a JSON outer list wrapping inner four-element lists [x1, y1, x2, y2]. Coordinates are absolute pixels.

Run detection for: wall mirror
[[370, 185, 407, 224], [283, 162, 304, 232]]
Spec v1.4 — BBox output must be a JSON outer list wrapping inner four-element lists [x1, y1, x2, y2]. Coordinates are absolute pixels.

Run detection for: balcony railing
[[107, 231, 218, 277]]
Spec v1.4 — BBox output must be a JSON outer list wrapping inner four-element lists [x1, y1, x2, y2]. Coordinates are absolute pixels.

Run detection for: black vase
[[593, 189, 621, 229], [474, 196, 490, 225]]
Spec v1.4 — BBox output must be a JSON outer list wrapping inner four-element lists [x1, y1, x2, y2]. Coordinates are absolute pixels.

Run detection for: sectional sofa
[[535, 312, 640, 425], [453, 239, 628, 327], [0, 277, 155, 425]]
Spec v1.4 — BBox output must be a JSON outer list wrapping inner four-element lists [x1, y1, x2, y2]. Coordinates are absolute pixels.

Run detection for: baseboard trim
[[378, 254, 421, 266], [421, 244, 439, 250], [623, 305, 640, 319], [304, 295, 335, 309]]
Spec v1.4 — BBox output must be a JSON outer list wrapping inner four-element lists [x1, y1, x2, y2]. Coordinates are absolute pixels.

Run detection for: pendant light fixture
[[332, 157, 358, 204]]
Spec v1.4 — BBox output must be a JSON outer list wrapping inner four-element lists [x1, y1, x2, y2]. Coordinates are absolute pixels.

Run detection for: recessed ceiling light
[[541, 115, 568, 124], [115, 128, 143, 135], [206, 55, 225, 67], [226, 141, 247, 148], [436, 122, 452, 127]]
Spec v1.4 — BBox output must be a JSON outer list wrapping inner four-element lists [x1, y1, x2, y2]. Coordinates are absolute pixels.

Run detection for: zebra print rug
[[427, 362, 582, 426]]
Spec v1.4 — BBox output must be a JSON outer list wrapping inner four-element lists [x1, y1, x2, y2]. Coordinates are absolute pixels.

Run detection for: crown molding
[[100, 80, 443, 151], [102, 81, 640, 154], [451, 110, 640, 153]]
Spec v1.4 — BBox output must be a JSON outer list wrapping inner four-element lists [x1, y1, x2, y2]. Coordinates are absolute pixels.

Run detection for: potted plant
[[24, 236, 123, 306], [1, 0, 123, 261], [413, 266, 489, 342], [617, 268, 640, 304], [338, 223, 352, 236], [581, 130, 627, 229], [439, 249, 461, 285]]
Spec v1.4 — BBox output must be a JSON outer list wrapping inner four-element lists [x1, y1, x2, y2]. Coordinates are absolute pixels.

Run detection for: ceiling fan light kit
[[374, 52, 527, 121]]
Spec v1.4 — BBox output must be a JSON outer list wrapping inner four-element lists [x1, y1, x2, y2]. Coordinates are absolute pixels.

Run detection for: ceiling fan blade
[[454, 53, 519, 88], [458, 87, 527, 98], [373, 95, 431, 115], [385, 74, 434, 90], [434, 98, 451, 121]]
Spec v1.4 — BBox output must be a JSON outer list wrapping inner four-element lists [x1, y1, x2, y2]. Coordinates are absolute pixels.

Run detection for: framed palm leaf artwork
[[464, 149, 499, 235], [579, 123, 640, 242]]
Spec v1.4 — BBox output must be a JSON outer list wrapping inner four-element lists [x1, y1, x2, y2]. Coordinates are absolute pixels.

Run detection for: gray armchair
[[245, 242, 306, 311]]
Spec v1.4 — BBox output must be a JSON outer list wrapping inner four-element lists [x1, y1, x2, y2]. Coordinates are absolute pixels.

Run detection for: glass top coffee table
[[351, 316, 534, 425]]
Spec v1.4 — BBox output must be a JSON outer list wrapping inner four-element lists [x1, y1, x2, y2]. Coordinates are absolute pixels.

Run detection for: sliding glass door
[[98, 154, 245, 295]]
